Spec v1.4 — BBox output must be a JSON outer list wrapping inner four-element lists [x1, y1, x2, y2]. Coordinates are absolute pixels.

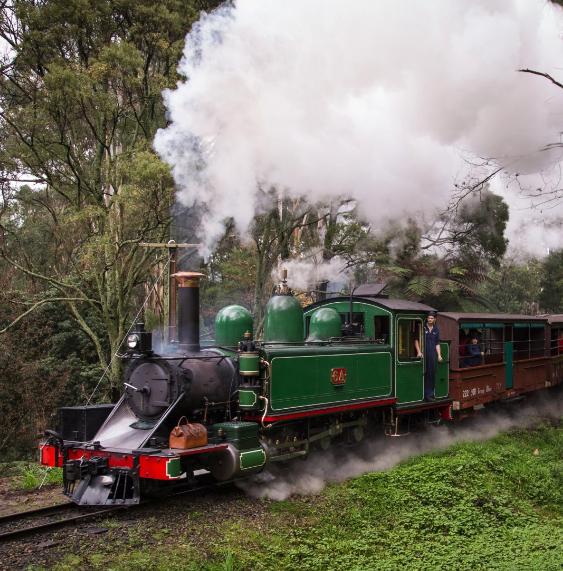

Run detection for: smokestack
[[172, 272, 206, 351]]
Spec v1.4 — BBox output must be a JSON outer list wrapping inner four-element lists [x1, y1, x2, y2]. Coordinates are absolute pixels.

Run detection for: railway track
[[0, 480, 221, 544], [0, 502, 129, 543]]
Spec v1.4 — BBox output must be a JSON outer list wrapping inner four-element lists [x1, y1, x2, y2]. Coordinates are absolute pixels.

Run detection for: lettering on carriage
[[462, 389, 469, 398], [331, 368, 346, 385], [471, 388, 477, 396], [486, 385, 492, 393]]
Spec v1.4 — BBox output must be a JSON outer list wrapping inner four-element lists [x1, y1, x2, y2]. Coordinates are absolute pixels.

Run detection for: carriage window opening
[[551, 327, 563, 355], [460, 327, 494, 367], [398, 319, 422, 361], [512, 325, 545, 361], [530, 325, 545, 359], [374, 316, 390, 343], [484, 327, 503, 365], [513, 325, 529, 361]]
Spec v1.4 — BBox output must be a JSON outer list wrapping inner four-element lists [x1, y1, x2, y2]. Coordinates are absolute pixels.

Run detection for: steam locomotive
[[39, 271, 563, 505]]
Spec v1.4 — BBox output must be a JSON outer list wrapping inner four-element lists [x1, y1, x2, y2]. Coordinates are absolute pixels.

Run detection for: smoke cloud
[[154, 0, 563, 254]]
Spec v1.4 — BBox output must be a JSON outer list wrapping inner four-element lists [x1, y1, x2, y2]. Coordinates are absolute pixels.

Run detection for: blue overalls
[[424, 324, 440, 399]]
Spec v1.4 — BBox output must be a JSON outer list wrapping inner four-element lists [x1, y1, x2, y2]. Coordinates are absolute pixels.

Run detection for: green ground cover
[[0, 463, 64, 490], [33, 419, 563, 571]]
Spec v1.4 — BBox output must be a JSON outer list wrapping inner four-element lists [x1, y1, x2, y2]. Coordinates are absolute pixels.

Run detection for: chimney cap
[[172, 272, 206, 286]]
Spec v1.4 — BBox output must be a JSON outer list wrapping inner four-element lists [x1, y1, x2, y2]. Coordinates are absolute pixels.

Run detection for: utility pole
[[139, 241, 202, 343]]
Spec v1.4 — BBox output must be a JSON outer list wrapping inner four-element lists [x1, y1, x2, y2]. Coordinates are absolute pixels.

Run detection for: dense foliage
[[0, 0, 222, 395], [0, 0, 227, 458], [0, 290, 104, 458]]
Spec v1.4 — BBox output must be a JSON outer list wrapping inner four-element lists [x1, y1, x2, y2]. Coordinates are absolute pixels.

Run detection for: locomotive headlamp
[[125, 323, 153, 354], [127, 334, 140, 349]]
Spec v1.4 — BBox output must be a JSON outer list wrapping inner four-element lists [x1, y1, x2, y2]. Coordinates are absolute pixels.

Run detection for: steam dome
[[263, 295, 303, 343], [308, 307, 342, 341], [215, 305, 253, 347]]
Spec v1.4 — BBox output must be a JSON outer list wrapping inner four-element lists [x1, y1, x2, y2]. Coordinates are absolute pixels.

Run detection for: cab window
[[374, 316, 390, 343], [398, 319, 422, 361]]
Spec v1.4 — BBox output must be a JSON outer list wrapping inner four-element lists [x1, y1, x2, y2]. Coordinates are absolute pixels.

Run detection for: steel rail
[[0, 502, 76, 526], [0, 480, 220, 543], [0, 505, 128, 543]]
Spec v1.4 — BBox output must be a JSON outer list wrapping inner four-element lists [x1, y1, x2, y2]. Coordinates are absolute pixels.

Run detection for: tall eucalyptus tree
[[0, 0, 222, 395]]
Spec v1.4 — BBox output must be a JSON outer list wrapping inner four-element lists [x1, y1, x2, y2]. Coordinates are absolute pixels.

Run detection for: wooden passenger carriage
[[438, 313, 559, 420]]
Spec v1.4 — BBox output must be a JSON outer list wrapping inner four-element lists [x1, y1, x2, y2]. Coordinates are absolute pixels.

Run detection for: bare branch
[[519, 68, 563, 90], [0, 297, 89, 334]]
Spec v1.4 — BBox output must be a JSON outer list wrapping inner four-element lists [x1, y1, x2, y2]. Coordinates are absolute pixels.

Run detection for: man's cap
[[427, 311, 437, 318]]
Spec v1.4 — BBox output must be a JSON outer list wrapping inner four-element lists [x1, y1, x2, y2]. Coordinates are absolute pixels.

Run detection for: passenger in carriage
[[466, 336, 485, 367]]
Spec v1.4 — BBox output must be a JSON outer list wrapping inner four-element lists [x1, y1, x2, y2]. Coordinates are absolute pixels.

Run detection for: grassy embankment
[[26, 418, 563, 571]]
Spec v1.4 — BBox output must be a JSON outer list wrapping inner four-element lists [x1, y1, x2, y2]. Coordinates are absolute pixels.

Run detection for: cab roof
[[305, 296, 436, 314], [439, 312, 548, 324]]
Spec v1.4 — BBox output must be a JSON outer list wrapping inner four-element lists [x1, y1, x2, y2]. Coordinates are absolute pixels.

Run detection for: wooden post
[[139, 242, 202, 344], [169, 246, 177, 343]]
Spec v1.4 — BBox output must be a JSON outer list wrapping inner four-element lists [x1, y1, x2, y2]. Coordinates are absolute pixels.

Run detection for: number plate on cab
[[331, 368, 346, 385]]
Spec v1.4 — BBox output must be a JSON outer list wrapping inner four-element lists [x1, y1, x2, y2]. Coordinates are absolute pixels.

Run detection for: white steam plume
[[154, 0, 563, 254], [276, 255, 350, 292], [492, 172, 563, 256]]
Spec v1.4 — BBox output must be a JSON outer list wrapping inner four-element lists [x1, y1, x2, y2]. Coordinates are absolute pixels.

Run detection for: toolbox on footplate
[[211, 421, 260, 449]]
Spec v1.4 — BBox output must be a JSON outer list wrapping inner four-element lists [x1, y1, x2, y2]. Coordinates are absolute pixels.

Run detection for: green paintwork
[[395, 359, 424, 404], [239, 387, 264, 410], [213, 421, 260, 449], [239, 353, 260, 375], [256, 297, 451, 414], [435, 342, 450, 398], [215, 305, 253, 346], [165, 458, 181, 479], [264, 294, 304, 343], [308, 307, 342, 341], [240, 447, 266, 470], [263, 345, 392, 411], [505, 342, 514, 389]]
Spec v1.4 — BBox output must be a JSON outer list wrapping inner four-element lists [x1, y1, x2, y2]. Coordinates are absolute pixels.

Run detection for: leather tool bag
[[169, 416, 208, 449]]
